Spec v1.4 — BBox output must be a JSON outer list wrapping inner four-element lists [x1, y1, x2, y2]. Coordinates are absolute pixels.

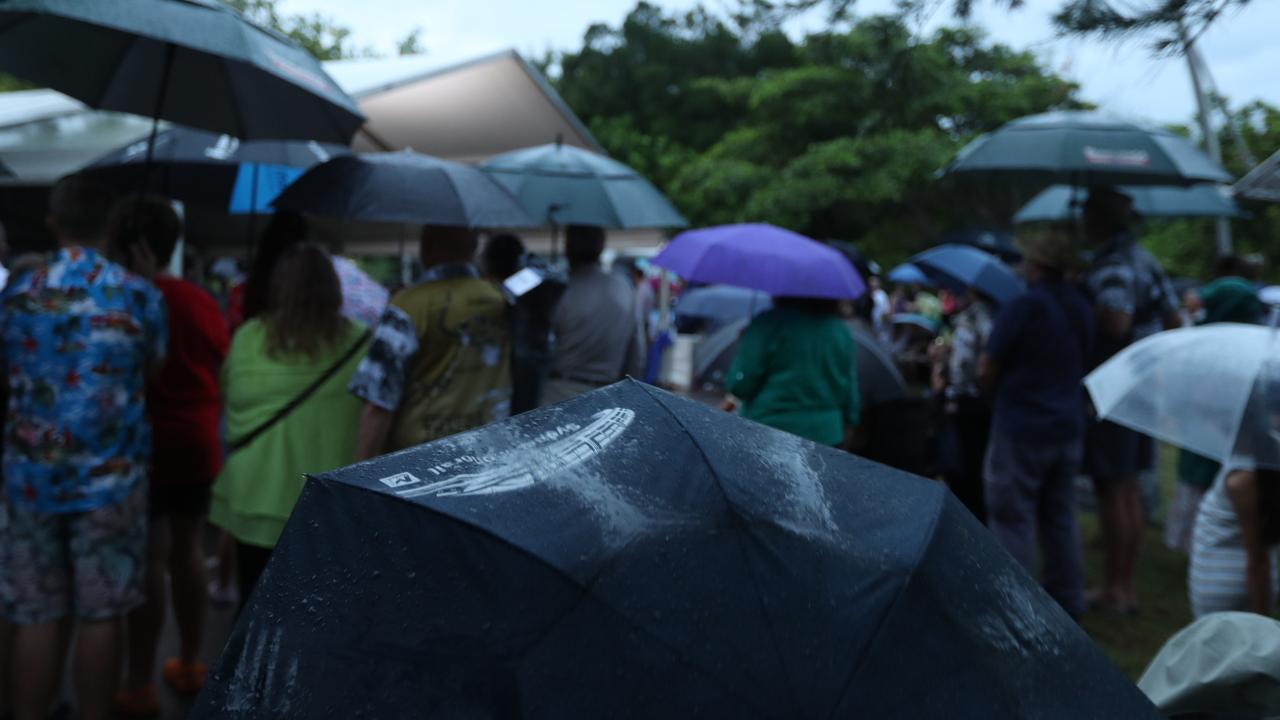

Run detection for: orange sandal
[[112, 685, 160, 718], [162, 658, 208, 695]]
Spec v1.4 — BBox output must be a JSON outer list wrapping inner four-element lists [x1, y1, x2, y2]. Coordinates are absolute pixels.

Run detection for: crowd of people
[[0, 171, 1277, 719], [0, 175, 647, 720]]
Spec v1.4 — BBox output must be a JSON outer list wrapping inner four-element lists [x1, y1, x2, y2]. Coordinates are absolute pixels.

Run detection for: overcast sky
[[281, 0, 1278, 126]]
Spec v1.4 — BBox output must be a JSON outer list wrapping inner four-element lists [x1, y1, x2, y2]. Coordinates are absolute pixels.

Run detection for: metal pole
[[1181, 23, 1231, 256]]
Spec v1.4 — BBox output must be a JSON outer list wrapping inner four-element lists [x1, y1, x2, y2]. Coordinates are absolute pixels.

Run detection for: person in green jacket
[[724, 297, 859, 447], [209, 243, 368, 606]]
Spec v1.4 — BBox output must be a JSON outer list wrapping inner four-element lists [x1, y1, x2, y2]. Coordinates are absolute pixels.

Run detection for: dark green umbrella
[[0, 0, 364, 143], [1014, 184, 1245, 223], [480, 141, 687, 229], [945, 111, 1232, 187]]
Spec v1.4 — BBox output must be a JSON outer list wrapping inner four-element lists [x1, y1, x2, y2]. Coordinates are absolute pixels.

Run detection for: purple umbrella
[[652, 223, 865, 300]]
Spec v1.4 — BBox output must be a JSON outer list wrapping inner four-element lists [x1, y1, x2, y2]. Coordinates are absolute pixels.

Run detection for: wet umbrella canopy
[[1014, 183, 1245, 223], [0, 0, 364, 143], [481, 142, 687, 229], [81, 127, 349, 213], [193, 381, 1157, 718], [653, 223, 865, 301], [907, 244, 1024, 305], [272, 150, 536, 229], [944, 111, 1232, 187]]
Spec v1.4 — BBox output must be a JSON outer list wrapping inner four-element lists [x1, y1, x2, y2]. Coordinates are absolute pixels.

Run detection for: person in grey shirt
[[542, 225, 645, 405]]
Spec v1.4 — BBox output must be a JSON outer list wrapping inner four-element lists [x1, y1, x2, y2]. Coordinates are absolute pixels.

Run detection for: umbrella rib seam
[[821, 492, 946, 719], [634, 382, 808, 717], [308, 470, 782, 717]]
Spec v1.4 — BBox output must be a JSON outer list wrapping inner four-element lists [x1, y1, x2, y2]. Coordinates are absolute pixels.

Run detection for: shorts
[[0, 482, 148, 624], [1084, 418, 1154, 484], [149, 482, 212, 517]]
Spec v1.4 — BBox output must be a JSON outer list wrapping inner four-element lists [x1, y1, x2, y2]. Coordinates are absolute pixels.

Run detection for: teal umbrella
[[945, 112, 1232, 187], [0, 0, 364, 143], [1014, 184, 1245, 223], [480, 141, 687, 229]]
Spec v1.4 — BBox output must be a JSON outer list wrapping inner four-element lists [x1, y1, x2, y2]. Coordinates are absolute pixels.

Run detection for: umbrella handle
[[142, 43, 177, 190]]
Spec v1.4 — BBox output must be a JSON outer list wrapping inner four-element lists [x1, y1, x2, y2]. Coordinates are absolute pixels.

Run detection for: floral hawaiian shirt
[[1, 247, 167, 514]]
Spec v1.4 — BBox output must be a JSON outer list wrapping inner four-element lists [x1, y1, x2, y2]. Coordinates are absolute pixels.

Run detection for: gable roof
[[1234, 149, 1280, 203], [322, 50, 602, 161]]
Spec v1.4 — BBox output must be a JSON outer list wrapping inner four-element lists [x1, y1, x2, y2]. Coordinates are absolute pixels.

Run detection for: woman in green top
[[725, 297, 859, 446], [210, 243, 367, 604]]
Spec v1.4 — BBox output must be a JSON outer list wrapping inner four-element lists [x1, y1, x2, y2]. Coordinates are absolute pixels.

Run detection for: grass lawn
[[1076, 445, 1192, 679]]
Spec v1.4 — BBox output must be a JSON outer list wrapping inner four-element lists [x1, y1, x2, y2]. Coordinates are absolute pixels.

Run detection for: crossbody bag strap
[[226, 329, 372, 455]]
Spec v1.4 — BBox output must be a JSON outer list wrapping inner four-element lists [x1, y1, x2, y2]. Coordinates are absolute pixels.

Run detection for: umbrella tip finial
[[555, 133, 563, 148]]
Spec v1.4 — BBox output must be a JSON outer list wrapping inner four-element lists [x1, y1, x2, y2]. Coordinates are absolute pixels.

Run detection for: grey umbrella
[[944, 111, 1232, 187], [272, 150, 535, 229], [480, 141, 687, 229], [696, 318, 906, 406], [0, 0, 364, 143]]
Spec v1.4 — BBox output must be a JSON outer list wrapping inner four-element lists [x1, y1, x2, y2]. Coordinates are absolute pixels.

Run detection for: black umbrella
[[0, 0, 364, 143], [81, 127, 349, 212], [272, 150, 536, 229], [192, 381, 1156, 718], [697, 318, 907, 407]]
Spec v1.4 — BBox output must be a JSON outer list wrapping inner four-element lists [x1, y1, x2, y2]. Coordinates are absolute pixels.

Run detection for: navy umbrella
[[193, 381, 1157, 719], [1014, 184, 1245, 224], [908, 244, 1024, 305], [81, 127, 349, 213], [272, 151, 535, 229], [0, 0, 364, 143]]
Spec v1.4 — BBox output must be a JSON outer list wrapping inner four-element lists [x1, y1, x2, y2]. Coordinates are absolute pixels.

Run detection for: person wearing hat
[[978, 225, 1094, 618], [1081, 187, 1180, 614]]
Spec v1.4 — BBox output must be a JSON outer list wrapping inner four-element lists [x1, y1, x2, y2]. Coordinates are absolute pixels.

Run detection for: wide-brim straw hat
[[1015, 226, 1085, 271]]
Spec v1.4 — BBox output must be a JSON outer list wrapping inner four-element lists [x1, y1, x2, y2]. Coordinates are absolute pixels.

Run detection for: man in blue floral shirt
[[0, 176, 166, 720]]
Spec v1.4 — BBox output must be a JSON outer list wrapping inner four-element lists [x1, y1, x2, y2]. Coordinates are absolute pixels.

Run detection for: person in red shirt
[[106, 197, 230, 714]]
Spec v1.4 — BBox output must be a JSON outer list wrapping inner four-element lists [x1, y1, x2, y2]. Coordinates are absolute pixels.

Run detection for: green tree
[[554, 4, 1082, 264], [1054, 0, 1252, 52], [397, 28, 426, 56], [221, 0, 366, 60]]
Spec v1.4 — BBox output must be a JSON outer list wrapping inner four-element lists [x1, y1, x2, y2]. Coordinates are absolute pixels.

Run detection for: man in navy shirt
[[980, 226, 1094, 618]]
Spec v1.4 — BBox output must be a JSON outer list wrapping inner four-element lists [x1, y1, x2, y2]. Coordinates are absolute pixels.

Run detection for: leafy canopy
[[553, 3, 1081, 264]]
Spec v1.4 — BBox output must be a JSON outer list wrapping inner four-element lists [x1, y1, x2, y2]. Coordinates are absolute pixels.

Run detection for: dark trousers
[[236, 541, 273, 613], [984, 428, 1085, 617], [944, 396, 991, 524]]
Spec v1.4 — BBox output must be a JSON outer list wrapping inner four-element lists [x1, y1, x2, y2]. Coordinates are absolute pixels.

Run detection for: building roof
[[0, 49, 600, 183], [324, 50, 602, 161], [1234, 149, 1280, 203]]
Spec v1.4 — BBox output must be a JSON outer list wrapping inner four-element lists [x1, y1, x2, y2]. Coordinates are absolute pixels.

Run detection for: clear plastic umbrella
[[1085, 324, 1280, 470]]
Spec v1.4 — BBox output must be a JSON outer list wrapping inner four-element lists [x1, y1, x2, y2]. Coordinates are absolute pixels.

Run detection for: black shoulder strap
[[226, 329, 372, 455]]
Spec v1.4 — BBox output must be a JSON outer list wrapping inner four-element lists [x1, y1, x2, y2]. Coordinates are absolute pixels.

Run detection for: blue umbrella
[[481, 141, 687, 229], [891, 313, 940, 335], [82, 127, 348, 213], [887, 263, 931, 286], [1014, 184, 1245, 224], [940, 229, 1020, 262], [908, 244, 1024, 305]]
